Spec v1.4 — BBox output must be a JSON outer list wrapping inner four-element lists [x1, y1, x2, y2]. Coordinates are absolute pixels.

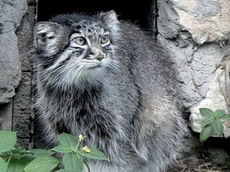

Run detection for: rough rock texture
[[13, 72, 32, 147], [172, 0, 230, 44], [0, 0, 27, 104], [12, 2, 35, 147], [190, 67, 230, 138], [157, 0, 230, 137], [0, 0, 35, 148], [0, 101, 12, 130]]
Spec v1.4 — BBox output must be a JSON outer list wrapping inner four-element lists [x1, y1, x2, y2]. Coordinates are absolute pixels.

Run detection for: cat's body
[[32, 11, 187, 172]]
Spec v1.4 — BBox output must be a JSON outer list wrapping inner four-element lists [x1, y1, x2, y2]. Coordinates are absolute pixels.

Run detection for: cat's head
[[33, 10, 120, 90]]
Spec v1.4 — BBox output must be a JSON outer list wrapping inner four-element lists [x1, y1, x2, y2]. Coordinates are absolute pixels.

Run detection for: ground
[[171, 134, 230, 172], [172, 153, 230, 172]]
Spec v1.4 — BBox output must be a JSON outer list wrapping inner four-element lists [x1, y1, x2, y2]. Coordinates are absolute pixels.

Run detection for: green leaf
[[28, 149, 54, 158], [212, 119, 224, 136], [199, 108, 214, 118], [79, 148, 109, 161], [200, 124, 213, 142], [51, 145, 73, 153], [10, 147, 26, 154], [0, 131, 17, 153], [201, 117, 213, 126], [57, 133, 79, 150], [0, 151, 11, 158], [214, 110, 225, 118], [8, 156, 34, 172], [24, 155, 59, 172], [63, 153, 84, 172], [222, 114, 230, 120], [0, 157, 7, 172]]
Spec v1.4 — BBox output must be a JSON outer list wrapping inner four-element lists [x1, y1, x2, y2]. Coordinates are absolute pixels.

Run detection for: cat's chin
[[73, 65, 107, 87]]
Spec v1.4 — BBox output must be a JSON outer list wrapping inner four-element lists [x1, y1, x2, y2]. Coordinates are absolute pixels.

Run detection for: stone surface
[[190, 65, 230, 138], [158, 0, 230, 137], [0, 0, 27, 104], [0, 0, 35, 147], [172, 0, 230, 44], [13, 72, 32, 144], [13, 3, 35, 147], [16, 6, 35, 72], [0, 101, 12, 130], [158, 0, 230, 44]]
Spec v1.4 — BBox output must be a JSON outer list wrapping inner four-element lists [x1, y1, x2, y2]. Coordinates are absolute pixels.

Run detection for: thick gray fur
[[32, 10, 187, 172]]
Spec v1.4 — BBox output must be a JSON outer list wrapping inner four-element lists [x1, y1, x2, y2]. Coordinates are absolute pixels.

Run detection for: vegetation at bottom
[[199, 108, 230, 142], [0, 131, 109, 172]]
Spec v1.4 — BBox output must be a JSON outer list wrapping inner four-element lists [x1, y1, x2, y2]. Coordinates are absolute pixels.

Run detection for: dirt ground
[[172, 154, 230, 172], [171, 135, 230, 172]]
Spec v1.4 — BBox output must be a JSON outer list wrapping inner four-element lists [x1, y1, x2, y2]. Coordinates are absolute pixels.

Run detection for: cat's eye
[[74, 36, 86, 45], [100, 35, 109, 44]]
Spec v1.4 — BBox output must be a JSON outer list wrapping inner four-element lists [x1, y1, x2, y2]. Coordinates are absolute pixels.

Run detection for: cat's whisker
[[74, 66, 86, 83], [47, 67, 65, 84], [61, 63, 82, 85]]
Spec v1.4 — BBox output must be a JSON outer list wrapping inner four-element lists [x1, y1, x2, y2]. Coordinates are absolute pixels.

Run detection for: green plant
[[199, 108, 230, 143], [0, 131, 109, 172]]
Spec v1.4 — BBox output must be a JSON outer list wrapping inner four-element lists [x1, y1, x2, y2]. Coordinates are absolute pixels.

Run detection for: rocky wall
[[0, 0, 35, 147], [157, 0, 230, 137]]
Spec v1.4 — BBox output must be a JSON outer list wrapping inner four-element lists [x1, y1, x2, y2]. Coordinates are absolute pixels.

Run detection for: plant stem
[[75, 140, 81, 151], [6, 153, 12, 166]]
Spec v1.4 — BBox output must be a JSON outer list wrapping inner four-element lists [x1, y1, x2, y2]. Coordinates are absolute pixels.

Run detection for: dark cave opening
[[37, 0, 155, 34]]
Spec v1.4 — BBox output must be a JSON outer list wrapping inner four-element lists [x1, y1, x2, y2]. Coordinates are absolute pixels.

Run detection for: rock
[[13, 72, 32, 139], [190, 66, 230, 138], [16, 6, 35, 72], [0, 0, 27, 104], [12, 3, 35, 147], [158, 36, 228, 107], [157, 0, 230, 137], [0, 101, 12, 130], [0, 33, 21, 103], [172, 0, 230, 44]]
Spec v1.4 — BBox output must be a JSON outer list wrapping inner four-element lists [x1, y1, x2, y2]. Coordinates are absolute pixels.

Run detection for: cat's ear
[[33, 22, 65, 56], [99, 10, 120, 36]]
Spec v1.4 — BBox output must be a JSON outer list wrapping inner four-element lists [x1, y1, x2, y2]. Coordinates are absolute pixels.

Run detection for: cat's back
[[117, 21, 177, 96]]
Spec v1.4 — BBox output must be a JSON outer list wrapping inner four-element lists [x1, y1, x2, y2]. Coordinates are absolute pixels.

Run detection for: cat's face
[[33, 11, 120, 89]]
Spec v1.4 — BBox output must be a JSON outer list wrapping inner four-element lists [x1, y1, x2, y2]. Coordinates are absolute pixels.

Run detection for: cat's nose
[[96, 54, 106, 61], [94, 51, 106, 61]]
